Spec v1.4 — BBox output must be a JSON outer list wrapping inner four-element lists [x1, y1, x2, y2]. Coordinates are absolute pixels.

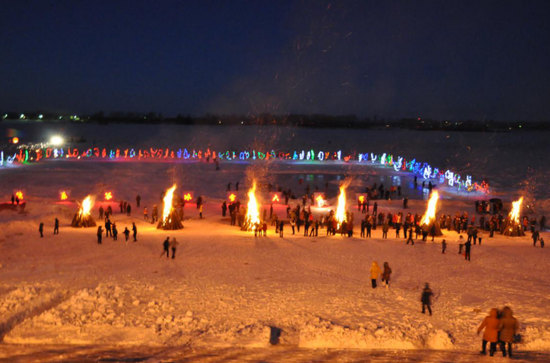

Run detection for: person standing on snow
[[161, 237, 170, 258], [112, 223, 118, 241], [370, 261, 381, 289], [123, 227, 130, 242], [421, 283, 433, 316], [39, 222, 44, 238], [498, 306, 519, 357], [381, 262, 392, 289], [126, 204, 131, 216], [279, 220, 284, 238], [97, 226, 103, 244], [221, 201, 227, 217], [136, 195, 141, 208], [99, 206, 104, 220], [532, 229, 540, 246], [465, 239, 472, 261], [143, 207, 148, 220], [54, 218, 59, 235], [132, 223, 138, 241], [477, 308, 500, 356], [170, 237, 179, 259], [442, 239, 447, 254], [105, 219, 112, 237]]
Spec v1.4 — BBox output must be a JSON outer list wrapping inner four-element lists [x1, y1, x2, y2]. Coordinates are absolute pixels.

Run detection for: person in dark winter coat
[[532, 230, 540, 246], [406, 227, 414, 245], [136, 195, 141, 208], [221, 201, 227, 217], [54, 218, 59, 234], [279, 220, 284, 237], [39, 222, 44, 237], [421, 283, 433, 316], [112, 223, 118, 240], [123, 227, 130, 241], [381, 262, 392, 289], [126, 204, 132, 216], [97, 226, 103, 244], [464, 240, 471, 261], [132, 223, 138, 241], [161, 237, 170, 258], [498, 306, 519, 357], [442, 239, 447, 254], [99, 206, 104, 220], [105, 219, 112, 237]]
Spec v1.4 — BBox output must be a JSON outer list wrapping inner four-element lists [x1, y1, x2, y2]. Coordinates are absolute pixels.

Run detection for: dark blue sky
[[1, 0, 550, 120]]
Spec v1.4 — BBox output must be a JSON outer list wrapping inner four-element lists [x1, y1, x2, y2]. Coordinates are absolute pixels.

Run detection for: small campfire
[[420, 191, 443, 236], [503, 197, 525, 237], [71, 196, 96, 227], [157, 184, 183, 230]]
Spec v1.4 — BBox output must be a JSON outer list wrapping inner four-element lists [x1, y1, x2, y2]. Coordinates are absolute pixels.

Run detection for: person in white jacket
[[170, 237, 179, 259]]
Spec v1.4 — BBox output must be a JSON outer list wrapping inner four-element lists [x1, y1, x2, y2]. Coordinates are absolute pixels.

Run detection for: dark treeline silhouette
[[2, 111, 549, 132]]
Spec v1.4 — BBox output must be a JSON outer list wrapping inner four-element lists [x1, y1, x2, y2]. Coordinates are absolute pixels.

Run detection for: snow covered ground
[[0, 125, 549, 361]]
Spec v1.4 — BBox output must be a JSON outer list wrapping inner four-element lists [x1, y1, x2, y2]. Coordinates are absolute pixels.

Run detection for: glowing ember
[[229, 193, 237, 202], [183, 193, 192, 202], [509, 197, 523, 224], [15, 191, 24, 200], [420, 191, 439, 226], [272, 194, 280, 202], [79, 195, 94, 218], [60, 191, 68, 200], [316, 194, 325, 207], [246, 182, 261, 230], [335, 185, 347, 226], [104, 191, 113, 201], [161, 184, 177, 226]]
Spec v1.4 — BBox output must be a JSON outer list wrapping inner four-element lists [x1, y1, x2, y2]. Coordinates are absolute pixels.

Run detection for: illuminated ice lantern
[[270, 192, 282, 204], [103, 191, 114, 201], [226, 192, 242, 203], [313, 192, 327, 207], [182, 191, 195, 203]]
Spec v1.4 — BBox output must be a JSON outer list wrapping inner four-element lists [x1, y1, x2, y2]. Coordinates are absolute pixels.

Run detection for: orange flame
[[335, 185, 347, 226], [316, 194, 325, 207], [104, 191, 113, 201], [246, 182, 260, 230], [183, 193, 192, 201], [79, 195, 94, 218], [15, 191, 24, 200], [420, 191, 439, 226], [161, 185, 177, 226], [509, 197, 523, 224], [60, 191, 68, 200]]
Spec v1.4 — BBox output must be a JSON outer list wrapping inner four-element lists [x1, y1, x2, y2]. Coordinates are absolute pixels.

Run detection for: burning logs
[[420, 191, 443, 236], [71, 196, 96, 228], [503, 197, 525, 237], [157, 184, 184, 230]]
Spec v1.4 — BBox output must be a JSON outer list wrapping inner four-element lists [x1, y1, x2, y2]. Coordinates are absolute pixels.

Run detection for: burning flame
[[15, 191, 24, 200], [509, 197, 523, 224], [246, 182, 260, 229], [79, 195, 94, 218], [60, 191, 68, 200], [104, 191, 113, 201], [229, 193, 236, 202], [272, 194, 280, 202], [335, 185, 347, 226], [420, 191, 439, 226], [316, 194, 325, 207], [161, 184, 177, 226], [183, 193, 192, 201]]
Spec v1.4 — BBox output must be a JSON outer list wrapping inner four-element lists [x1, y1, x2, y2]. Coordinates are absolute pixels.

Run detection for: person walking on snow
[[143, 207, 148, 220], [442, 239, 447, 254], [370, 261, 381, 289], [498, 306, 519, 357], [112, 223, 118, 240], [123, 227, 130, 242], [170, 237, 179, 259], [54, 218, 59, 235], [39, 222, 44, 238], [421, 283, 433, 316], [381, 262, 392, 289], [465, 239, 471, 261], [532, 229, 540, 246], [97, 226, 103, 244], [477, 308, 500, 356], [161, 237, 170, 258]]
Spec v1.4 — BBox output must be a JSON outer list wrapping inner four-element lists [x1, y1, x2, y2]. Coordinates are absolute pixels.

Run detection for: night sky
[[1, 0, 550, 120]]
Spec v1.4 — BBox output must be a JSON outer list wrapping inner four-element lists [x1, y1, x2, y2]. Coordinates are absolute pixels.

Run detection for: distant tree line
[[1, 110, 549, 132]]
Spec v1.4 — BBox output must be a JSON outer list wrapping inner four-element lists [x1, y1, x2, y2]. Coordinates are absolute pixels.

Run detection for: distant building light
[[20, 114, 25, 119], [38, 114, 43, 119], [12, 137, 19, 144], [50, 135, 64, 146], [59, 116, 63, 120]]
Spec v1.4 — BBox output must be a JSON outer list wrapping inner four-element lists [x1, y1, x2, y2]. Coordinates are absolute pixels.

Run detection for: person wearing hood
[[370, 262, 381, 289], [477, 308, 500, 356], [498, 306, 519, 357]]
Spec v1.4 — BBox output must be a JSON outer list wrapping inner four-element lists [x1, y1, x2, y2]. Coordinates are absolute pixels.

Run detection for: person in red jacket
[[477, 308, 500, 356]]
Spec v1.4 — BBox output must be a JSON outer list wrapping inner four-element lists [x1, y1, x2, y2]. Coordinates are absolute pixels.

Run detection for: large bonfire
[[335, 184, 348, 229], [503, 197, 524, 236], [420, 191, 443, 236], [157, 184, 184, 230], [245, 182, 261, 231], [71, 195, 96, 227]]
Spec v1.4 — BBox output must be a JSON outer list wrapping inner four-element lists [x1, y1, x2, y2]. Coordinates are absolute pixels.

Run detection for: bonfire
[[502, 197, 525, 237], [335, 184, 347, 229], [245, 182, 261, 231], [157, 184, 184, 230], [71, 195, 96, 227], [420, 191, 443, 236]]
